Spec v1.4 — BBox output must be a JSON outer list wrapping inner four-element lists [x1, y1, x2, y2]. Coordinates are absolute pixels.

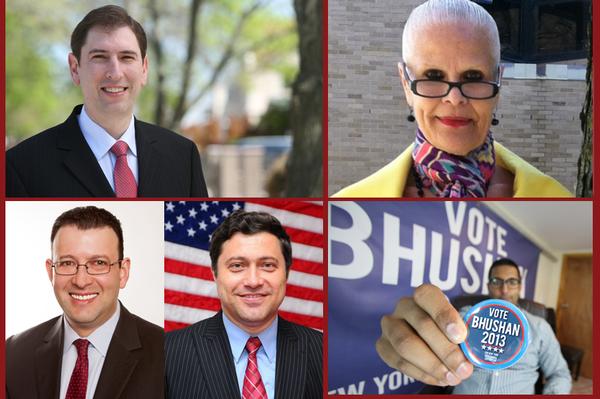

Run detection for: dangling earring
[[407, 108, 415, 122], [491, 113, 499, 126]]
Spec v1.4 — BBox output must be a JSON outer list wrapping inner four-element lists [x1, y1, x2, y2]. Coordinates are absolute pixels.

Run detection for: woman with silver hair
[[334, 0, 572, 198]]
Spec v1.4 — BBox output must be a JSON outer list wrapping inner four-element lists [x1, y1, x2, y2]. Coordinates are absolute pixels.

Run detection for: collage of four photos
[[4, 0, 596, 397]]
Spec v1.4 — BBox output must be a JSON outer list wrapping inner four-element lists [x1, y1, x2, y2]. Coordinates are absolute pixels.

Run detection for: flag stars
[[165, 221, 174, 232], [176, 214, 185, 225], [187, 227, 196, 237], [212, 201, 219, 205], [210, 214, 219, 224], [166, 202, 175, 212], [198, 221, 208, 230], [188, 208, 198, 218], [200, 202, 209, 211], [232, 202, 241, 211], [178, 201, 186, 204], [221, 209, 230, 218]]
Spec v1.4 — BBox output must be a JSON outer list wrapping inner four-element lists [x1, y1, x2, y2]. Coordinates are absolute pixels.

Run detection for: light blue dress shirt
[[60, 302, 121, 399], [223, 312, 278, 399], [77, 106, 139, 192]]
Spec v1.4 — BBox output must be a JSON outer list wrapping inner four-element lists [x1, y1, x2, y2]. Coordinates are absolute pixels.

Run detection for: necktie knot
[[110, 140, 129, 157], [74, 339, 89, 356], [245, 337, 262, 354]]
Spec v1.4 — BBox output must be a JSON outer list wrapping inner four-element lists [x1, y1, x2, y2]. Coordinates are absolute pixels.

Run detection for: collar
[[222, 312, 278, 365], [62, 301, 121, 357], [333, 141, 573, 197], [78, 105, 137, 160]]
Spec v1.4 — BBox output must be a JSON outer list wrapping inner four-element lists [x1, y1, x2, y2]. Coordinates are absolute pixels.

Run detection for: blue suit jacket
[[165, 312, 323, 399]]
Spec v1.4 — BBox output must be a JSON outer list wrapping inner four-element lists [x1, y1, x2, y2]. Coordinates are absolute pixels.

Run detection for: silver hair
[[402, 0, 500, 66]]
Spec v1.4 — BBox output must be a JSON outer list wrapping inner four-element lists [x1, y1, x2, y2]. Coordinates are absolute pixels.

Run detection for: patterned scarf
[[411, 128, 495, 197]]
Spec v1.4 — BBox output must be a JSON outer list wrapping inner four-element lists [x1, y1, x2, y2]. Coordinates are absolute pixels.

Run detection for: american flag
[[164, 200, 324, 332]]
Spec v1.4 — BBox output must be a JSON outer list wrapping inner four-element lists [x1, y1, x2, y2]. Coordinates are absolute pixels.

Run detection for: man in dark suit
[[6, 5, 207, 197], [165, 211, 323, 399], [5, 206, 164, 398]]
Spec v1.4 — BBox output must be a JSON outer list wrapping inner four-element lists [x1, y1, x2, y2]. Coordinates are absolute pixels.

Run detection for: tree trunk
[[285, 0, 322, 197], [576, 7, 592, 197]]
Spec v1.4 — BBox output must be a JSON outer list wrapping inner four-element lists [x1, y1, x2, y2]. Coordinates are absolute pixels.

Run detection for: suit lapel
[[57, 105, 115, 196], [275, 318, 306, 399], [135, 122, 159, 196], [34, 317, 63, 399], [93, 306, 141, 399], [194, 313, 241, 399]]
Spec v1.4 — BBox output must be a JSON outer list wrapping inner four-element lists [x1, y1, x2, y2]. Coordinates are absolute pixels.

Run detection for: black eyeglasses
[[51, 259, 123, 275], [402, 63, 501, 100], [489, 277, 521, 288]]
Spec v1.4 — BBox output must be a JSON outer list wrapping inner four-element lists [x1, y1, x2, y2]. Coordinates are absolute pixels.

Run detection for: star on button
[[499, 348, 504, 353]]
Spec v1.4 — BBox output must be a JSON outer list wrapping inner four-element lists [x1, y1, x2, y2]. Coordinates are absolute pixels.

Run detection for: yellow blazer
[[333, 142, 573, 198]]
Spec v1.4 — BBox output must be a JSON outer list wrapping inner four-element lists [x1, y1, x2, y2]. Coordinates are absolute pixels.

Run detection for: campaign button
[[460, 299, 529, 370]]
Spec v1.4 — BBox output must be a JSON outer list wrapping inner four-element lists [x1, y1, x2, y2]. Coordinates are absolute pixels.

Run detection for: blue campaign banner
[[328, 201, 541, 395]]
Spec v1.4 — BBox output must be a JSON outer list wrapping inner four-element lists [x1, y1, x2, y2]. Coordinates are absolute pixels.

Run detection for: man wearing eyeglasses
[[376, 258, 571, 394], [5, 206, 164, 399]]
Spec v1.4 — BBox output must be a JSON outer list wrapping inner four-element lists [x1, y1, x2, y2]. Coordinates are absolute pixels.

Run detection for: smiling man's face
[[68, 25, 148, 126], [213, 232, 288, 335], [46, 225, 129, 337]]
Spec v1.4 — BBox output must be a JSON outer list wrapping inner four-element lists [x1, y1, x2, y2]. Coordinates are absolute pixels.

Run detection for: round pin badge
[[460, 299, 529, 370]]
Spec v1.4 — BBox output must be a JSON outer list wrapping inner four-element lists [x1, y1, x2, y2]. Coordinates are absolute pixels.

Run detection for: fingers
[[412, 284, 468, 344], [379, 314, 461, 385], [396, 298, 473, 381], [377, 284, 474, 386], [376, 333, 446, 386]]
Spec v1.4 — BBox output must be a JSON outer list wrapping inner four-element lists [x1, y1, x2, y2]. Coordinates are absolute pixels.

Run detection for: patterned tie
[[242, 337, 268, 399], [66, 339, 89, 399], [110, 141, 137, 198]]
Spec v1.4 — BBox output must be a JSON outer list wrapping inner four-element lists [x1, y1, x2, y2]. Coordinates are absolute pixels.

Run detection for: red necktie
[[66, 339, 89, 399], [242, 337, 268, 399], [110, 141, 137, 198]]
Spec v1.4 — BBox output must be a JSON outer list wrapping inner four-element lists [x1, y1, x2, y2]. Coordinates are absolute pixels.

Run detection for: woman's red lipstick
[[438, 117, 470, 127]]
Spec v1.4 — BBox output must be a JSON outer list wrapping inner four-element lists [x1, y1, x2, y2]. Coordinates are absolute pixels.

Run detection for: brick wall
[[328, 0, 586, 195]]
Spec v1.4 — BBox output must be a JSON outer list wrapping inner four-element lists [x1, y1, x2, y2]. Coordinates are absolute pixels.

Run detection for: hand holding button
[[376, 284, 474, 386]]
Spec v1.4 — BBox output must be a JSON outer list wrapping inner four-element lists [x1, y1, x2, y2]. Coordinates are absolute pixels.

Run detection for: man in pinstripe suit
[[165, 211, 323, 399]]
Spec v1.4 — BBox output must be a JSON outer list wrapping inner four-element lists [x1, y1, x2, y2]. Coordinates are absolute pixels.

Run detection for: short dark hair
[[488, 257, 521, 281], [71, 5, 147, 61], [51, 206, 124, 259], [209, 211, 292, 275]]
